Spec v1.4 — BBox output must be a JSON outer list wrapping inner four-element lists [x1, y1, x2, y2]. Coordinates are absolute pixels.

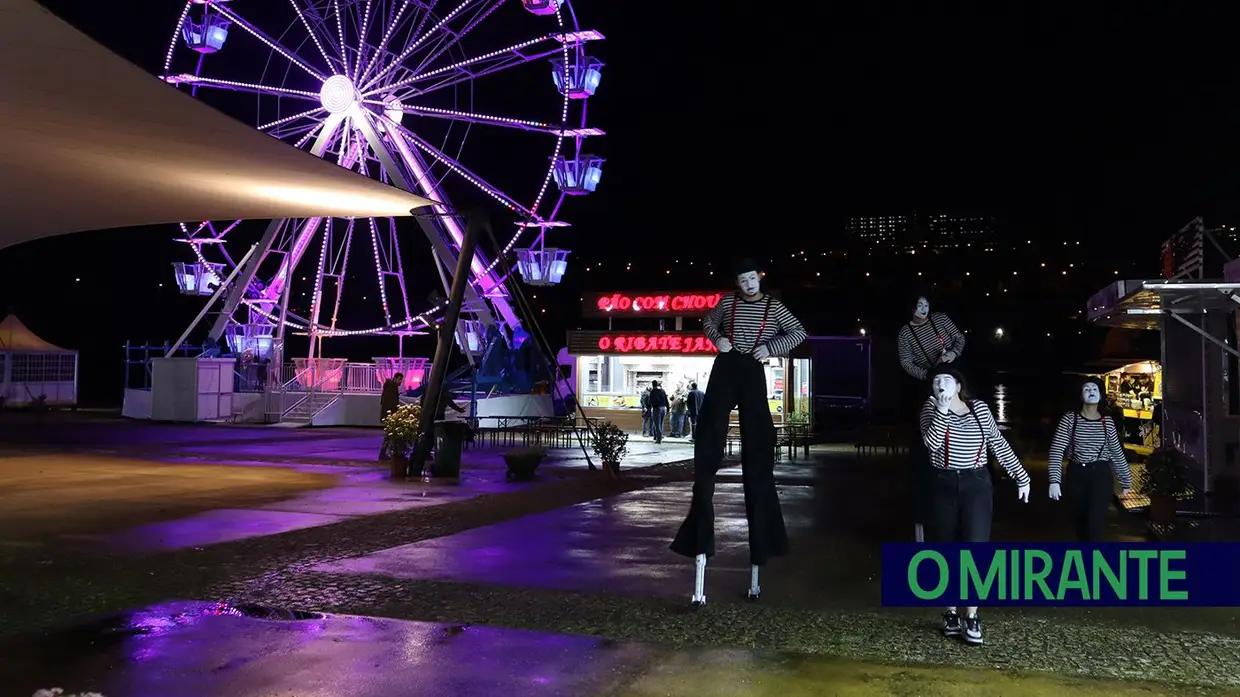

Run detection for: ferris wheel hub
[[319, 74, 357, 115]]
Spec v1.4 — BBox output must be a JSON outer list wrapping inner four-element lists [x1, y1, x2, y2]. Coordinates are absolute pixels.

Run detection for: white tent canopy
[[0, 0, 436, 250], [0, 314, 70, 352], [0, 314, 78, 406]]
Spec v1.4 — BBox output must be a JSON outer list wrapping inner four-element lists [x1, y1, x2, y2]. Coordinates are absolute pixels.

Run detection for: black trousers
[[671, 352, 787, 566], [1070, 461, 1115, 542], [903, 377, 933, 527], [926, 468, 993, 543]]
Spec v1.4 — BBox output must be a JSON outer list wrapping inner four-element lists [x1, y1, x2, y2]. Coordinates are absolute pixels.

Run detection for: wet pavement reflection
[[0, 602, 654, 697], [314, 483, 819, 600]]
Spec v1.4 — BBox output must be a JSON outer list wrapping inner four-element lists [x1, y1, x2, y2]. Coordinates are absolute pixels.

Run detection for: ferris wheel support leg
[[354, 112, 508, 337], [409, 209, 488, 475]]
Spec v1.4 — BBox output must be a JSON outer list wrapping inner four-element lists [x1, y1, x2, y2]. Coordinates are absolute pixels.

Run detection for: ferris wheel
[[163, 0, 605, 361]]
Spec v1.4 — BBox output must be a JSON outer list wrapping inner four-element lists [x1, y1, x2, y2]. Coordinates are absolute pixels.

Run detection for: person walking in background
[[648, 380, 670, 443], [685, 382, 704, 441], [378, 372, 405, 460], [640, 385, 652, 437], [670, 386, 688, 438]]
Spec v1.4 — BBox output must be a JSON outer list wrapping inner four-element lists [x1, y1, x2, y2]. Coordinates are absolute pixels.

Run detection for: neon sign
[[582, 291, 725, 317], [597, 334, 718, 355], [566, 331, 719, 355]]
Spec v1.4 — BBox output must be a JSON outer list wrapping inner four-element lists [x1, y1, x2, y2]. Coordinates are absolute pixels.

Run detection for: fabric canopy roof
[[0, 0, 436, 251], [0, 315, 72, 353]]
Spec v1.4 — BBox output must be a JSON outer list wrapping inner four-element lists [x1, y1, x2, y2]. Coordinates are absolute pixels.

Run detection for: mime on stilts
[[670, 258, 807, 606]]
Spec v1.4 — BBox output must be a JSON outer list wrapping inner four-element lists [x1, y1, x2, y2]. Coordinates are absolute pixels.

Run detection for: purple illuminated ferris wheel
[[163, 0, 605, 360]]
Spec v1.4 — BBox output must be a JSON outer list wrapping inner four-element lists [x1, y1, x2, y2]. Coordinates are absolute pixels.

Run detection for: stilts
[[746, 564, 761, 601], [690, 553, 707, 607]]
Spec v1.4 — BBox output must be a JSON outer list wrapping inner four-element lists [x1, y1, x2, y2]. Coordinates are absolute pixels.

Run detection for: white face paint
[[1082, 382, 1102, 405], [932, 373, 959, 401], [737, 271, 761, 297], [914, 297, 930, 320]]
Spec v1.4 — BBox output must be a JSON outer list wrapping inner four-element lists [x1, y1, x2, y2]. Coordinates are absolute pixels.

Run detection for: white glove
[[1120, 488, 1131, 498], [715, 337, 733, 353], [1017, 483, 1030, 503], [943, 350, 958, 363], [1048, 483, 1062, 500], [934, 394, 951, 414], [752, 344, 771, 361]]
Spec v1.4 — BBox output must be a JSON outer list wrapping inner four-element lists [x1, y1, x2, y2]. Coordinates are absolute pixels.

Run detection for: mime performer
[[670, 258, 807, 606], [896, 294, 966, 543]]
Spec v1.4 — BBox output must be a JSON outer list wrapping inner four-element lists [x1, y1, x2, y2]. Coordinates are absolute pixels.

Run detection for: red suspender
[[727, 294, 774, 347], [943, 403, 984, 470], [1069, 413, 1109, 462]]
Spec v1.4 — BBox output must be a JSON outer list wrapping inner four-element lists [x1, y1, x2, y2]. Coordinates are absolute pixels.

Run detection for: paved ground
[[2, 601, 1235, 697], [0, 454, 337, 546], [1, 414, 1238, 695]]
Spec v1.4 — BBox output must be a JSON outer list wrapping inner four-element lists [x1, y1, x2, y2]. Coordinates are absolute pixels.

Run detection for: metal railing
[[280, 368, 342, 422], [266, 361, 385, 394]]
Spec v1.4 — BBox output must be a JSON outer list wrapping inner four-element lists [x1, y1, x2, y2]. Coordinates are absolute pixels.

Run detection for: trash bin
[[432, 420, 466, 479]]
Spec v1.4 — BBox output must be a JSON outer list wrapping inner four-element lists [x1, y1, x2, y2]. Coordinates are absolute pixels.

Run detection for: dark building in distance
[[846, 211, 997, 252]]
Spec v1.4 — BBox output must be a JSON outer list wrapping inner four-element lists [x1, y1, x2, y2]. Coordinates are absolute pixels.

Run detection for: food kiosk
[[563, 290, 808, 434]]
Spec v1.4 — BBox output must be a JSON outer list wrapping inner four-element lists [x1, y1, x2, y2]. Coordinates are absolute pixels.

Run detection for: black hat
[[732, 257, 761, 277]]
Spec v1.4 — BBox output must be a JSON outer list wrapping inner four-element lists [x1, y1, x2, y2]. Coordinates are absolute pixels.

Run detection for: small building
[[0, 315, 78, 407], [559, 289, 871, 437]]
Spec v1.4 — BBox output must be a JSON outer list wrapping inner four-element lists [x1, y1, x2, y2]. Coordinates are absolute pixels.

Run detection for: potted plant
[[382, 403, 423, 479], [504, 445, 546, 481], [1137, 447, 1195, 524], [591, 421, 629, 476]]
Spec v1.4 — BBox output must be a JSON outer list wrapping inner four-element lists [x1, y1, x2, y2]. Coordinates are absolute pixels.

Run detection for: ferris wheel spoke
[[377, 101, 602, 137], [164, 74, 320, 101], [360, 0, 482, 93], [372, 36, 566, 99], [259, 107, 326, 132], [409, 0, 506, 77], [353, 0, 375, 80], [288, 0, 339, 75], [332, 0, 350, 76], [210, 3, 326, 83], [386, 118, 533, 218], [265, 119, 327, 143], [356, 0, 416, 85]]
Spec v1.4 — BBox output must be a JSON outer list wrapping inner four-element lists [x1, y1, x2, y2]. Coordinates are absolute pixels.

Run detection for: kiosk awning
[[0, 0, 435, 251], [1086, 280, 1240, 330]]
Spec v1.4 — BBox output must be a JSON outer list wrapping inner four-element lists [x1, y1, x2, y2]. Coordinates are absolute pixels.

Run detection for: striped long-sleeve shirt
[[1047, 412, 1132, 488], [897, 312, 966, 380], [920, 397, 1031, 487], [702, 293, 806, 356]]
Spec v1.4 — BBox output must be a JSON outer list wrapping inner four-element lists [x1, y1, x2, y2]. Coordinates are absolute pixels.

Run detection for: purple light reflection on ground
[[1, 602, 654, 697], [313, 483, 816, 599], [96, 458, 539, 554]]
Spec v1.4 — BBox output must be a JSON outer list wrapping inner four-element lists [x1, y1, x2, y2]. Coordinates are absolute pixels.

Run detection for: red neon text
[[596, 292, 723, 313], [596, 334, 719, 354]]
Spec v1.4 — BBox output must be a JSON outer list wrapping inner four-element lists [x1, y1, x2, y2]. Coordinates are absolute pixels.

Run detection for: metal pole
[[166, 244, 259, 357], [410, 210, 486, 473]]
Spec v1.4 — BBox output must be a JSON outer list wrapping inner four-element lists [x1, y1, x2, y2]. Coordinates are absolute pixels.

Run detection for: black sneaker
[[941, 610, 962, 637], [964, 614, 983, 644]]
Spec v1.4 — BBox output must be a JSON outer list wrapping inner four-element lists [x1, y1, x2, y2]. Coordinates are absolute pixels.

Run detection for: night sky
[[3, 0, 1237, 403]]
